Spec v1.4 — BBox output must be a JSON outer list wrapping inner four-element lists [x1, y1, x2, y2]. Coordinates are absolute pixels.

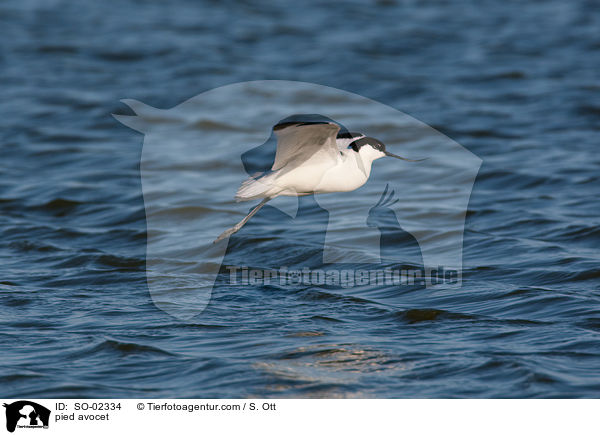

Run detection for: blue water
[[1, 0, 600, 398]]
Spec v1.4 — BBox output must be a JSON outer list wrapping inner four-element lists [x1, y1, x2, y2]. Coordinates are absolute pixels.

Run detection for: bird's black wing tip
[[336, 131, 364, 139], [273, 121, 336, 131]]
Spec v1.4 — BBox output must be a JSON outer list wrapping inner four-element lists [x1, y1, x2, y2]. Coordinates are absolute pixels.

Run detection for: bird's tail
[[235, 172, 276, 202]]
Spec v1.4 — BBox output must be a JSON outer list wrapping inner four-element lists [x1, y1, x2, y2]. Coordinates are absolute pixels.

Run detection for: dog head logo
[[114, 80, 481, 320], [3, 401, 50, 433]]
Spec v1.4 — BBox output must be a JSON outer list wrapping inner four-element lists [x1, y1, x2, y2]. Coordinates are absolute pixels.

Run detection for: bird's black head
[[348, 136, 426, 162], [349, 136, 386, 153]]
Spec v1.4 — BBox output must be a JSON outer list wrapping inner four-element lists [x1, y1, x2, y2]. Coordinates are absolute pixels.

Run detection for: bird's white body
[[235, 123, 387, 202], [214, 120, 418, 243], [238, 145, 382, 200]]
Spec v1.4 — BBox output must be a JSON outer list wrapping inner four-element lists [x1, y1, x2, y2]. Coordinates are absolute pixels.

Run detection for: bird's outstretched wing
[[271, 121, 341, 171]]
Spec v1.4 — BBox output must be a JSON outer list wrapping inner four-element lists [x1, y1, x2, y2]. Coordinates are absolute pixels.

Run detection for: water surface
[[1, 0, 599, 398]]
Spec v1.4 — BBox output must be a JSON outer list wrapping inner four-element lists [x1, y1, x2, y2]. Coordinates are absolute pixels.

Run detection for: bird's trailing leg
[[213, 197, 271, 244]]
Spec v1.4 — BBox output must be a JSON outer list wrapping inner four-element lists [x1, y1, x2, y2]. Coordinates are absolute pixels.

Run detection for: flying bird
[[214, 120, 423, 243]]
